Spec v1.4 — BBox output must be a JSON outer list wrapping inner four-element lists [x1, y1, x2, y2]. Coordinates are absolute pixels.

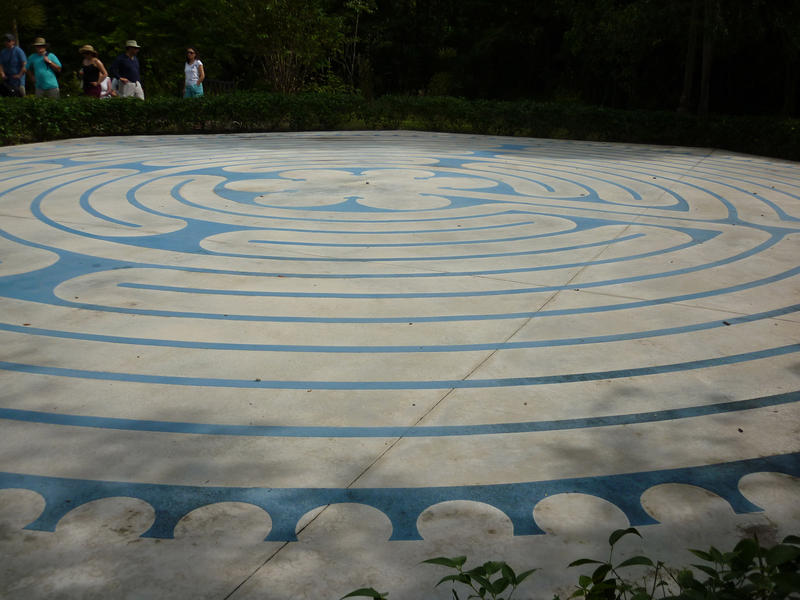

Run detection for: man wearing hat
[[0, 33, 27, 96], [27, 37, 62, 98], [110, 40, 144, 99]]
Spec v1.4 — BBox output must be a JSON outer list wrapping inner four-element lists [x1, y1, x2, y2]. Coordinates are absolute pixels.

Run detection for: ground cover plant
[[342, 528, 800, 600], [1, 94, 798, 162]]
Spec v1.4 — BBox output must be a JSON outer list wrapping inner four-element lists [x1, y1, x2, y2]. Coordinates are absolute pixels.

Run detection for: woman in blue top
[[183, 47, 204, 98]]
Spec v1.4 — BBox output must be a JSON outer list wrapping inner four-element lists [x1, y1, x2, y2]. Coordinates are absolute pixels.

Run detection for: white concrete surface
[[0, 131, 798, 599]]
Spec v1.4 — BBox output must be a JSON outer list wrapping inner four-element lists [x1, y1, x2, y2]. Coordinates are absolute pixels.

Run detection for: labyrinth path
[[0, 131, 799, 597]]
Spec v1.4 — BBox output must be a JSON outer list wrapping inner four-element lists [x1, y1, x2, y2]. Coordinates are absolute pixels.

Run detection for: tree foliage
[[5, 0, 796, 116]]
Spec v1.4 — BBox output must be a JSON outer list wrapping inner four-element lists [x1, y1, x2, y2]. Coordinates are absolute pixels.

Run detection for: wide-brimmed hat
[[125, 40, 141, 48], [79, 44, 98, 56], [33, 37, 48, 46]]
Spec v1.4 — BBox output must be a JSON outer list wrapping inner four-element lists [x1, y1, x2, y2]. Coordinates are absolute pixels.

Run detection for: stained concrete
[[0, 131, 798, 599]]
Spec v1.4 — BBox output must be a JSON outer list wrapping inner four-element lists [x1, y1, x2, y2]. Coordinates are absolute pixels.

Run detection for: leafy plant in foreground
[[674, 534, 800, 600], [567, 527, 665, 599], [422, 555, 537, 600], [341, 529, 800, 600]]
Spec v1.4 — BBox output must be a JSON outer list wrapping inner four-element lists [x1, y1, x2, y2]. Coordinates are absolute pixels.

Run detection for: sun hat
[[125, 40, 141, 48], [79, 44, 98, 56], [33, 37, 47, 46]]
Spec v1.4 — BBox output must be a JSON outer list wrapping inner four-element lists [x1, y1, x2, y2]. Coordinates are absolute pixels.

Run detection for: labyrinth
[[1, 131, 799, 554]]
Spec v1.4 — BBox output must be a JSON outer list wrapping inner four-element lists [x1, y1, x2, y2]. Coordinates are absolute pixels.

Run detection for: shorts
[[184, 83, 204, 98], [36, 88, 60, 98]]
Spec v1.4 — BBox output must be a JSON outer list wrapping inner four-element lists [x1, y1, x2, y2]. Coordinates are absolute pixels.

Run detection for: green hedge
[[1, 93, 798, 161]]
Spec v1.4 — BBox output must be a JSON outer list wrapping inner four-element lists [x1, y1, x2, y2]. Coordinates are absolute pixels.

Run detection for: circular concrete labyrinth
[[0, 131, 799, 541]]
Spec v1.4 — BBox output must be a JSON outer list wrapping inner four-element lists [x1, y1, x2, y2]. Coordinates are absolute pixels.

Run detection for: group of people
[[0, 34, 205, 99]]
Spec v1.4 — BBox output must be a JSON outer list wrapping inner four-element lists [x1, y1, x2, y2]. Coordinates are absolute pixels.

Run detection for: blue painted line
[[247, 229, 605, 248], [570, 162, 739, 221], [121, 230, 703, 280], [206, 230, 648, 265], [652, 164, 800, 223], [243, 220, 540, 235], [0, 344, 797, 390], [78, 173, 143, 228], [117, 233, 783, 300], [0, 227, 797, 323], [3, 453, 797, 541], [0, 304, 796, 354], [1, 391, 796, 438]]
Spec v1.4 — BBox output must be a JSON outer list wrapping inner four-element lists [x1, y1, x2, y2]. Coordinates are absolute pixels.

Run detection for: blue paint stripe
[[247, 231, 643, 252], [205, 231, 652, 266], [3, 453, 799, 540], [0, 344, 797, 390], [247, 229, 598, 248], [8, 259, 799, 324], [120, 233, 779, 300], [0, 304, 796, 353], [78, 174, 143, 228], [1, 391, 796, 438]]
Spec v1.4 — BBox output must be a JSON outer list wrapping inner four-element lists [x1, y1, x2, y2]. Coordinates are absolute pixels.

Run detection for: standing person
[[0, 33, 27, 96], [183, 47, 204, 98], [99, 76, 116, 98], [27, 37, 62, 98], [78, 45, 108, 97], [110, 40, 144, 99]]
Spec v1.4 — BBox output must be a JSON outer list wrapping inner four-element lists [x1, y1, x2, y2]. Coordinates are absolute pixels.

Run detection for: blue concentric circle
[[1, 132, 799, 540]]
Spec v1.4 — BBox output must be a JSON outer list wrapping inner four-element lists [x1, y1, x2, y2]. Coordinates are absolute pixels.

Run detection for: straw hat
[[32, 37, 47, 46], [79, 44, 98, 56], [125, 40, 141, 48]]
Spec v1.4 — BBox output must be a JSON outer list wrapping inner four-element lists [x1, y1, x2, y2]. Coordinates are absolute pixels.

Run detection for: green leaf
[[515, 568, 538, 584], [688, 549, 713, 562], [436, 574, 471, 588], [782, 534, 800, 545], [568, 558, 603, 567], [775, 571, 800, 594], [691, 564, 719, 579], [341, 588, 388, 599], [470, 574, 492, 592], [591, 564, 611, 583], [423, 556, 468, 569], [491, 577, 510, 595], [467, 565, 487, 577], [766, 544, 800, 566], [578, 575, 592, 588], [569, 590, 585, 598], [500, 564, 516, 585], [483, 561, 504, 576], [676, 568, 699, 588], [616, 556, 654, 568], [609, 527, 641, 546], [731, 539, 758, 569]]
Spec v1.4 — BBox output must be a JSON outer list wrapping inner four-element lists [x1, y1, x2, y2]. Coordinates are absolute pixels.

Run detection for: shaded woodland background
[[3, 0, 799, 116]]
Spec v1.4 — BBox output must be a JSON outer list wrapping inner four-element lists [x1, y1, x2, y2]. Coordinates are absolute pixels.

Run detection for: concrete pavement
[[0, 131, 798, 599]]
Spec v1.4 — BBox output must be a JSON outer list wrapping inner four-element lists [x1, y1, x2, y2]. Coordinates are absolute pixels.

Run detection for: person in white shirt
[[183, 47, 204, 98]]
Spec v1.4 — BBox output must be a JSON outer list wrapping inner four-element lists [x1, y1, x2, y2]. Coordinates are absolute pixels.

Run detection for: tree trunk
[[698, 0, 714, 117], [678, 0, 700, 113], [782, 56, 798, 116]]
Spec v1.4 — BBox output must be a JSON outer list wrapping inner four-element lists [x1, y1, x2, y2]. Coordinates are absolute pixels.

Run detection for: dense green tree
[[1, 0, 45, 43], [8, 0, 795, 116]]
